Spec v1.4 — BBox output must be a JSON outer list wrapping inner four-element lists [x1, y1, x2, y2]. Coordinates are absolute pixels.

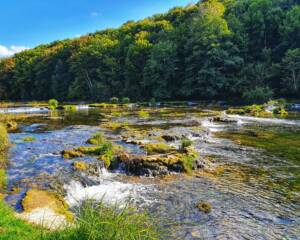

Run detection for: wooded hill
[[0, 0, 299, 103]]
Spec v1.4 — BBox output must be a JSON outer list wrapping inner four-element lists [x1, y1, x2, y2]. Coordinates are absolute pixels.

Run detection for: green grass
[[43, 201, 161, 240], [0, 201, 43, 240], [0, 200, 162, 240], [0, 124, 9, 153]]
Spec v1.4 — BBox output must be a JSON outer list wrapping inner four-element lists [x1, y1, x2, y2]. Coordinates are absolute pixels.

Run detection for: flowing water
[[3, 106, 300, 239]]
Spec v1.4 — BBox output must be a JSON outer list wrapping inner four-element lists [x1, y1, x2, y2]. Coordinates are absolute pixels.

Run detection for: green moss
[[73, 161, 89, 171], [215, 129, 300, 163], [63, 105, 77, 111], [143, 143, 175, 154], [100, 121, 129, 130], [138, 110, 150, 119], [0, 169, 6, 192], [62, 150, 85, 159], [23, 137, 36, 142]]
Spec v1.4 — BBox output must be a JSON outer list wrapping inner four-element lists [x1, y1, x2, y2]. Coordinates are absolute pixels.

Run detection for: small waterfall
[[97, 161, 110, 181]]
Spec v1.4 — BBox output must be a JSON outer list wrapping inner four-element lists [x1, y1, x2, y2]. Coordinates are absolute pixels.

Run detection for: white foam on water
[[16, 207, 68, 230], [76, 105, 89, 110], [227, 114, 300, 126], [0, 107, 49, 114], [65, 179, 147, 207], [201, 119, 225, 133]]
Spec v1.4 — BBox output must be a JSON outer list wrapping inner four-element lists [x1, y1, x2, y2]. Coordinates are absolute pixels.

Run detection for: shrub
[[48, 99, 59, 110], [150, 98, 156, 107], [110, 97, 119, 104], [242, 87, 273, 104], [122, 97, 130, 104]]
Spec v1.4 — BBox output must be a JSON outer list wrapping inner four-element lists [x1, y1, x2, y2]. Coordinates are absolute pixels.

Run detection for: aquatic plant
[[180, 138, 193, 151], [138, 110, 150, 119], [48, 99, 59, 110], [86, 132, 106, 145]]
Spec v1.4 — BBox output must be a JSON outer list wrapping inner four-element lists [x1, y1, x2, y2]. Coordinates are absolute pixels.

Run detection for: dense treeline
[[0, 0, 299, 103]]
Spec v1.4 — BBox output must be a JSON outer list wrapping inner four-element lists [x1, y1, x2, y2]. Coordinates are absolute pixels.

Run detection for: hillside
[[0, 0, 299, 103]]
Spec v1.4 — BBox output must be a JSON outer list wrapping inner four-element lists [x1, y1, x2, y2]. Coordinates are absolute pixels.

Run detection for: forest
[[0, 0, 299, 104]]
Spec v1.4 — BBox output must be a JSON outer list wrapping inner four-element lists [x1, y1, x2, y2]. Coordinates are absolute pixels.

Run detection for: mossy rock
[[143, 143, 175, 155], [73, 161, 89, 171], [62, 150, 85, 159], [23, 137, 36, 142], [22, 189, 72, 220], [6, 121, 18, 131], [196, 201, 212, 214]]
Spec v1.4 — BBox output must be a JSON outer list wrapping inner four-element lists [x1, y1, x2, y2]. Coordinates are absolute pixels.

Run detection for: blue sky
[[0, 0, 196, 57]]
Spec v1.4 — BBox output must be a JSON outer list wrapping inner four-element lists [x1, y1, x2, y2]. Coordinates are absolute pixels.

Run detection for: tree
[[281, 48, 300, 95]]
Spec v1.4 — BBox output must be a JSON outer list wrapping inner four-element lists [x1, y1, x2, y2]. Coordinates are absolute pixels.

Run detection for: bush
[[44, 201, 161, 240], [150, 98, 156, 107], [48, 99, 59, 110], [242, 87, 273, 104], [110, 97, 119, 104], [122, 97, 130, 104]]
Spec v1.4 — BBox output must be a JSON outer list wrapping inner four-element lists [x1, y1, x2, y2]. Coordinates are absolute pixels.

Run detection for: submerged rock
[[196, 201, 212, 214]]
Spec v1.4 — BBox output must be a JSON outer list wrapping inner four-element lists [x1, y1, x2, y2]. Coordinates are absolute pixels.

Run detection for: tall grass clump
[[0, 124, 9, 153], [43, 201, 162, 240]]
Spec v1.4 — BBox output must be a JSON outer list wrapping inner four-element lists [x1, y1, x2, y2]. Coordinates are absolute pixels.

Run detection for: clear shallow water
[[4, 108, 300, 239]]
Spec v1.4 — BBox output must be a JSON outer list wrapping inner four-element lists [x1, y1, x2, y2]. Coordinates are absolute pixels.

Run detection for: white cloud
[[90, 11, 101, 17], [0, 45, 29, 57]]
